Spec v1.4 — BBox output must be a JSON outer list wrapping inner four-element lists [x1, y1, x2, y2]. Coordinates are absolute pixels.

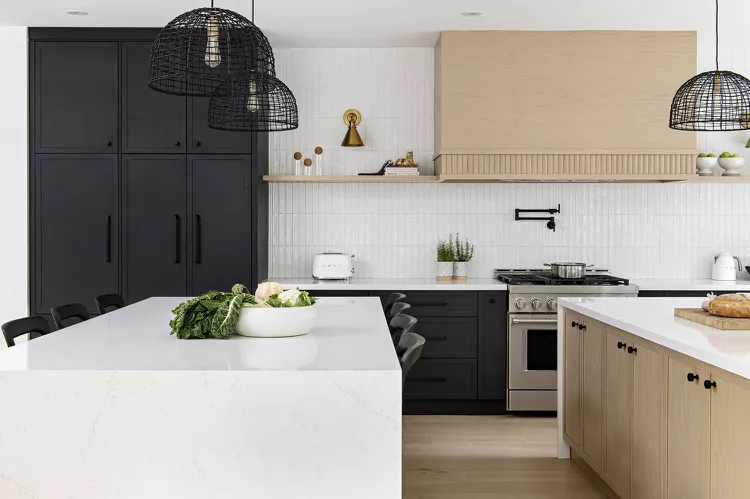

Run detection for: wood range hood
[[433, 30, 698, 182]]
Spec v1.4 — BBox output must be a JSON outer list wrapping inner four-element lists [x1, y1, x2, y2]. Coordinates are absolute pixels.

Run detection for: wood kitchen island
[[558, 296, 750, 499], [0, 297, 401, 499]]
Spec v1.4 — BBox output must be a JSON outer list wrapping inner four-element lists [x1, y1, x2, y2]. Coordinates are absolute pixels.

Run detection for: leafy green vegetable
[[169, 286, 256, 339], [260, 291, 316, 308], [265, 294, 283, 308]]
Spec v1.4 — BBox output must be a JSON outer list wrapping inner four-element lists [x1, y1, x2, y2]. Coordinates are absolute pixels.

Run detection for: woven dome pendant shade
[[208, 70, 299, 132], [669, 0, 750, 131], [148, 4, 276, 97]]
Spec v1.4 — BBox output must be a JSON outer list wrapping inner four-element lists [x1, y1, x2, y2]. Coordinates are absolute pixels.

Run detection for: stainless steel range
[[494, 269, 638, 411]]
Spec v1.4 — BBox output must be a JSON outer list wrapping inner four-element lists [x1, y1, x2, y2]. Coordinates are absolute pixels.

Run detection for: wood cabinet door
[[34, 155, 119, 315], [581, 318, 604, 471], [34, 42, 118, 153], [564, 311, 583, 448], [666, 353, 709, 499], [188, 98, 252, 154], [632, 339, 665, 499], [708, 369, 750, 499], [122, 156, 187, 303], [604, 328, 633, 498], [188, 156, 252, 294], [122, 42, 186, 153]]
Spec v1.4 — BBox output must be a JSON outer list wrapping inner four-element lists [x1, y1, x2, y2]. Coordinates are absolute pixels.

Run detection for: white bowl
[[235, 305, 318, 338], [718, 157, 745, 176], [695, 156, 718, 176]]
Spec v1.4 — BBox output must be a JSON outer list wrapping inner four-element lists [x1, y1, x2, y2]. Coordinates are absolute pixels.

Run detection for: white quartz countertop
[[633, 277, 750, 291], [559, 296, 750, 379], [0, 297, 400, 372], [267, 277, 507, 291]]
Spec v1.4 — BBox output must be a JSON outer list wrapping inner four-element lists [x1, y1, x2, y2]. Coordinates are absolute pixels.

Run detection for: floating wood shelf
[[262, 175, 438, 183], [262, 174, 750, 184]]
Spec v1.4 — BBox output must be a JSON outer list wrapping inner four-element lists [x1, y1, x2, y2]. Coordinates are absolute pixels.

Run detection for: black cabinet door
[[122, 42, 186, 153], [34, 42, 118, 153], [34, 155, 119, 314], [188, 98, 252, 154], [189, 156, 252, 293], [122, 155, 187, 303], [478, 292, 508, 400]]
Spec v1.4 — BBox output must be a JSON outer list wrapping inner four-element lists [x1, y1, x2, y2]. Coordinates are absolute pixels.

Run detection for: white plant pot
[[453, 261, 469, 280], [235, 305, 318, 338], [696, 156, 718, 176], [436, 261, 454, 281], [718, 157, 745, 177]]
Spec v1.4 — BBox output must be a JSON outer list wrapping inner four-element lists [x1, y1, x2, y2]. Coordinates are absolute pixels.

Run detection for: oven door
[[508, 313, 558, 390]]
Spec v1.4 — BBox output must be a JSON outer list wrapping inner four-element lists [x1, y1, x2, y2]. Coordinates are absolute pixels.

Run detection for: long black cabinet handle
[[193, 214, 201, 263], [105, 215, 111, 263], [411, 302, 449, 307], [424, 335, 448, 342], [410, 376, 448, 383], [174, 214, 180, 264]]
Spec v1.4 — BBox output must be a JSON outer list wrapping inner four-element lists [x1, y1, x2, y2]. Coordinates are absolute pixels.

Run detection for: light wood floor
[[403, 415, 604, 499]]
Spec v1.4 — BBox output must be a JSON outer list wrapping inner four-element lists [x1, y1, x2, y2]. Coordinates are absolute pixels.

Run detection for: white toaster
[[312, 253, 355, 280]]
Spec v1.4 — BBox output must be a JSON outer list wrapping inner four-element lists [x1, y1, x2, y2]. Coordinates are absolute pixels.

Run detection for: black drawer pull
[[412, 302, 449, 307], [424, 335, 448, 342], [410, 376, 448, 383]]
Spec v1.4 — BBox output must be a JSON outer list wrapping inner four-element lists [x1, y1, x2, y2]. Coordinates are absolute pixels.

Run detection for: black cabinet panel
[[414, 318, 478, 359], [189, 156, 252, 293], [372, 291, 478, 318], [404, 359, 478, 400], [122, 42, 186, 153], [188, 98, 252, 153], [478, 291, 508, 400], [308, 290, 370, 297], [35, 155, 119, 314], [34, 42, 118, 153], [122, 156, 187, 303]]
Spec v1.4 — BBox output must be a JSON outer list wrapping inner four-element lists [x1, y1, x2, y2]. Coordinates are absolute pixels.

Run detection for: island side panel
[[0, 370, 402, 499], [557, 305, 571, 459]]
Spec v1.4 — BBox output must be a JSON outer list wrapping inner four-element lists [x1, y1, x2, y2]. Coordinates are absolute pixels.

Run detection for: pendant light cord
[[715, 0, 719, 71], [252, 0, 255, 23]]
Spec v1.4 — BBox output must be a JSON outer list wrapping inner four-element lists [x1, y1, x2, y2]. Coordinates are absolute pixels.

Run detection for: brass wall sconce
[[341, 109, 364, 147]]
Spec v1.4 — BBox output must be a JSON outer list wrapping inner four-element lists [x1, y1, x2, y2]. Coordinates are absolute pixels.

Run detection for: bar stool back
[[50, 303, 91, 330], [1, 316, 51, 347]]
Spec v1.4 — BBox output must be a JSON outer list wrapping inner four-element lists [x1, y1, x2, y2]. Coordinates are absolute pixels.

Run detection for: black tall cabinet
[[29, 28, 269, 316]]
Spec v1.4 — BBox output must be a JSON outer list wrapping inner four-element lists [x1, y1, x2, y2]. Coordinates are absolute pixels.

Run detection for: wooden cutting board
[[674, 308, 750, 330]]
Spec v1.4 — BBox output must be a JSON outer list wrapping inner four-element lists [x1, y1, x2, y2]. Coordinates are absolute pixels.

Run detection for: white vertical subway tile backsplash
[[269, 47, 750, 280]]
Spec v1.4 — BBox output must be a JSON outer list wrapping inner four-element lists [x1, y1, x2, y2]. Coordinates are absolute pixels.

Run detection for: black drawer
[[404, 359, 478, 400], [414, 318, 477, 359], [373, 291, 477, 318], [308, 290, 369, 298]]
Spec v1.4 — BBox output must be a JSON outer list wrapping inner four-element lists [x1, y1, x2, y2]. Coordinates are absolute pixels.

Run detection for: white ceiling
[[1, 0, 745, 47]]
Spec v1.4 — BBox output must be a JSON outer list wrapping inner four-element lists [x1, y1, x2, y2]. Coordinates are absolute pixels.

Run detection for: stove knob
[[547, 298, 558, 311], [531, 298, 542, 310], [515, 298, 527, 310]]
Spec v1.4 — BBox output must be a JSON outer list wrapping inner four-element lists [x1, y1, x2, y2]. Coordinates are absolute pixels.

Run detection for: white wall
[[0, 27, 28, 343]]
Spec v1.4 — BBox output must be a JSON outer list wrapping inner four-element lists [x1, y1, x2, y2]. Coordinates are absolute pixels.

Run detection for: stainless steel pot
[[543, 262, 593, 279]]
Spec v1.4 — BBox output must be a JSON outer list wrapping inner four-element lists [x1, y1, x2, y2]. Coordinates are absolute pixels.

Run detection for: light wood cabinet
[[581, 319, 605, 471], [564, 311, 583, 448], [604, 329, 633, 498]]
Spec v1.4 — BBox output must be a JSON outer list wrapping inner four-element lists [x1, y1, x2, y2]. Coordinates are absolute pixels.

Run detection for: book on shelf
[[384, 167, 419, 176]]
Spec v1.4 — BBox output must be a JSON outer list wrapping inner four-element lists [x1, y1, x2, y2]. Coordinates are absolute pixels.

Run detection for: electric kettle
[[712, 251, 742, 281]]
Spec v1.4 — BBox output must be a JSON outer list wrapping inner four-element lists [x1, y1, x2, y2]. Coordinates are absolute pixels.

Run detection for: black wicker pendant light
[[148, 0, 276, 97], [669, 0, 750, 131], [207, 0, 299, 132]]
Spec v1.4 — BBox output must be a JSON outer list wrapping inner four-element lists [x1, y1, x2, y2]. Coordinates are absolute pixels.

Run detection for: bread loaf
[[708, 293, 750, 318]]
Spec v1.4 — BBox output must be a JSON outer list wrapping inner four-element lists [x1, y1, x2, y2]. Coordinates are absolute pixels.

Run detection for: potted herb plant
[[453, 234, 474, 281], [436, 235, 455, 281]]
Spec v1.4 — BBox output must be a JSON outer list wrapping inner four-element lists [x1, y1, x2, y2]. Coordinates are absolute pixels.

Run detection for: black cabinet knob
[[627, 346, 637, 354], [194, 141, 202, 147], [571, 321, 578, 327], [578, 324, 586, 330], [106, 141, 112, 147], [489, 298, 496, 304], [174, 140, 181, 146], [687, 373, 699, 382], [704, 379, 717, 390], [617, 341, 626, 349]]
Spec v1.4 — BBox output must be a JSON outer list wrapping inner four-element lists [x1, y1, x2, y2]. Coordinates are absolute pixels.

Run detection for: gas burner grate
[[496, 272, 629, 286]]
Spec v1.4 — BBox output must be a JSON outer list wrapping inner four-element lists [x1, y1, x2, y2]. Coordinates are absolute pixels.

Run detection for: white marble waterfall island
[[0, 297, 401, 499]]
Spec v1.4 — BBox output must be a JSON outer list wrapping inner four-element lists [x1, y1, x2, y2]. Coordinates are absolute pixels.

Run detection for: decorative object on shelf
[[314, 146, 324, 175], [669, 0, 750, 131], [235, 283, 318, 338], [358, 160, 392, 176], [294, 152, 302, 175], [717, 151, 745, 176], [514, 204, 561, 232], [303, 158, 313, 176], [148, 0, 275, 97], [341, 109, 364, 147], [436, 235, 455, 281], [394, 152, 419, 167], [452, 234, 475, 281], [696, 152, 718, 176]]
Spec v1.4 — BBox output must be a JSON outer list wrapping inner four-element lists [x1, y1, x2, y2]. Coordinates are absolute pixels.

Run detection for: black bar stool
[[398, 332, 426, 387], [1, 316, 51, 347], [94, 294, 125, 315], [389, 313, 417, 349], [50, 303, 91, 330], [387, 301, 411, 322], [383, 293, 406, 318]]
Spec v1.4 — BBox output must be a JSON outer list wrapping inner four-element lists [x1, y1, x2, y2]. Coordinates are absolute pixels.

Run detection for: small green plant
[[437, 234, 455, 262], [454, 233, 475, 262]]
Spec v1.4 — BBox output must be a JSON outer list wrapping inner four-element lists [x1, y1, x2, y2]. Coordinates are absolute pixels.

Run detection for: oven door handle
[[511, 318, 558, 325]]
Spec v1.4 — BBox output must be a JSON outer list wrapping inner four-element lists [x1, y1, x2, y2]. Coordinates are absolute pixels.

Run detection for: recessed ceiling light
[[462, 11, 482, 17], [67, 10, 89, 16]]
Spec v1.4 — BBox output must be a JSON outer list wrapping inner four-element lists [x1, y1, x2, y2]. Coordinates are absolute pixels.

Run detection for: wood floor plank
[[403, 415, 604, 499]]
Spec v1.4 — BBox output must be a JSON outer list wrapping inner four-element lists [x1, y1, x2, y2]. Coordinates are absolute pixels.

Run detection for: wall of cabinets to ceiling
[[29, 28, 269, 318]]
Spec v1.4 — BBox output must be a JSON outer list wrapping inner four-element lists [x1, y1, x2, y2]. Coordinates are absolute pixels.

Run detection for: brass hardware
[[341, 109, 364, 147]]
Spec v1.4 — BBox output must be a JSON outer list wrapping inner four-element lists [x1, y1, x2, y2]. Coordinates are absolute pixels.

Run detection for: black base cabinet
[[29, 29, 268, 317]]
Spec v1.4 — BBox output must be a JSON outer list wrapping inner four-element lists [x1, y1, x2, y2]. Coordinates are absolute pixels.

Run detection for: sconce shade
[[341, 109, 364, 147]]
